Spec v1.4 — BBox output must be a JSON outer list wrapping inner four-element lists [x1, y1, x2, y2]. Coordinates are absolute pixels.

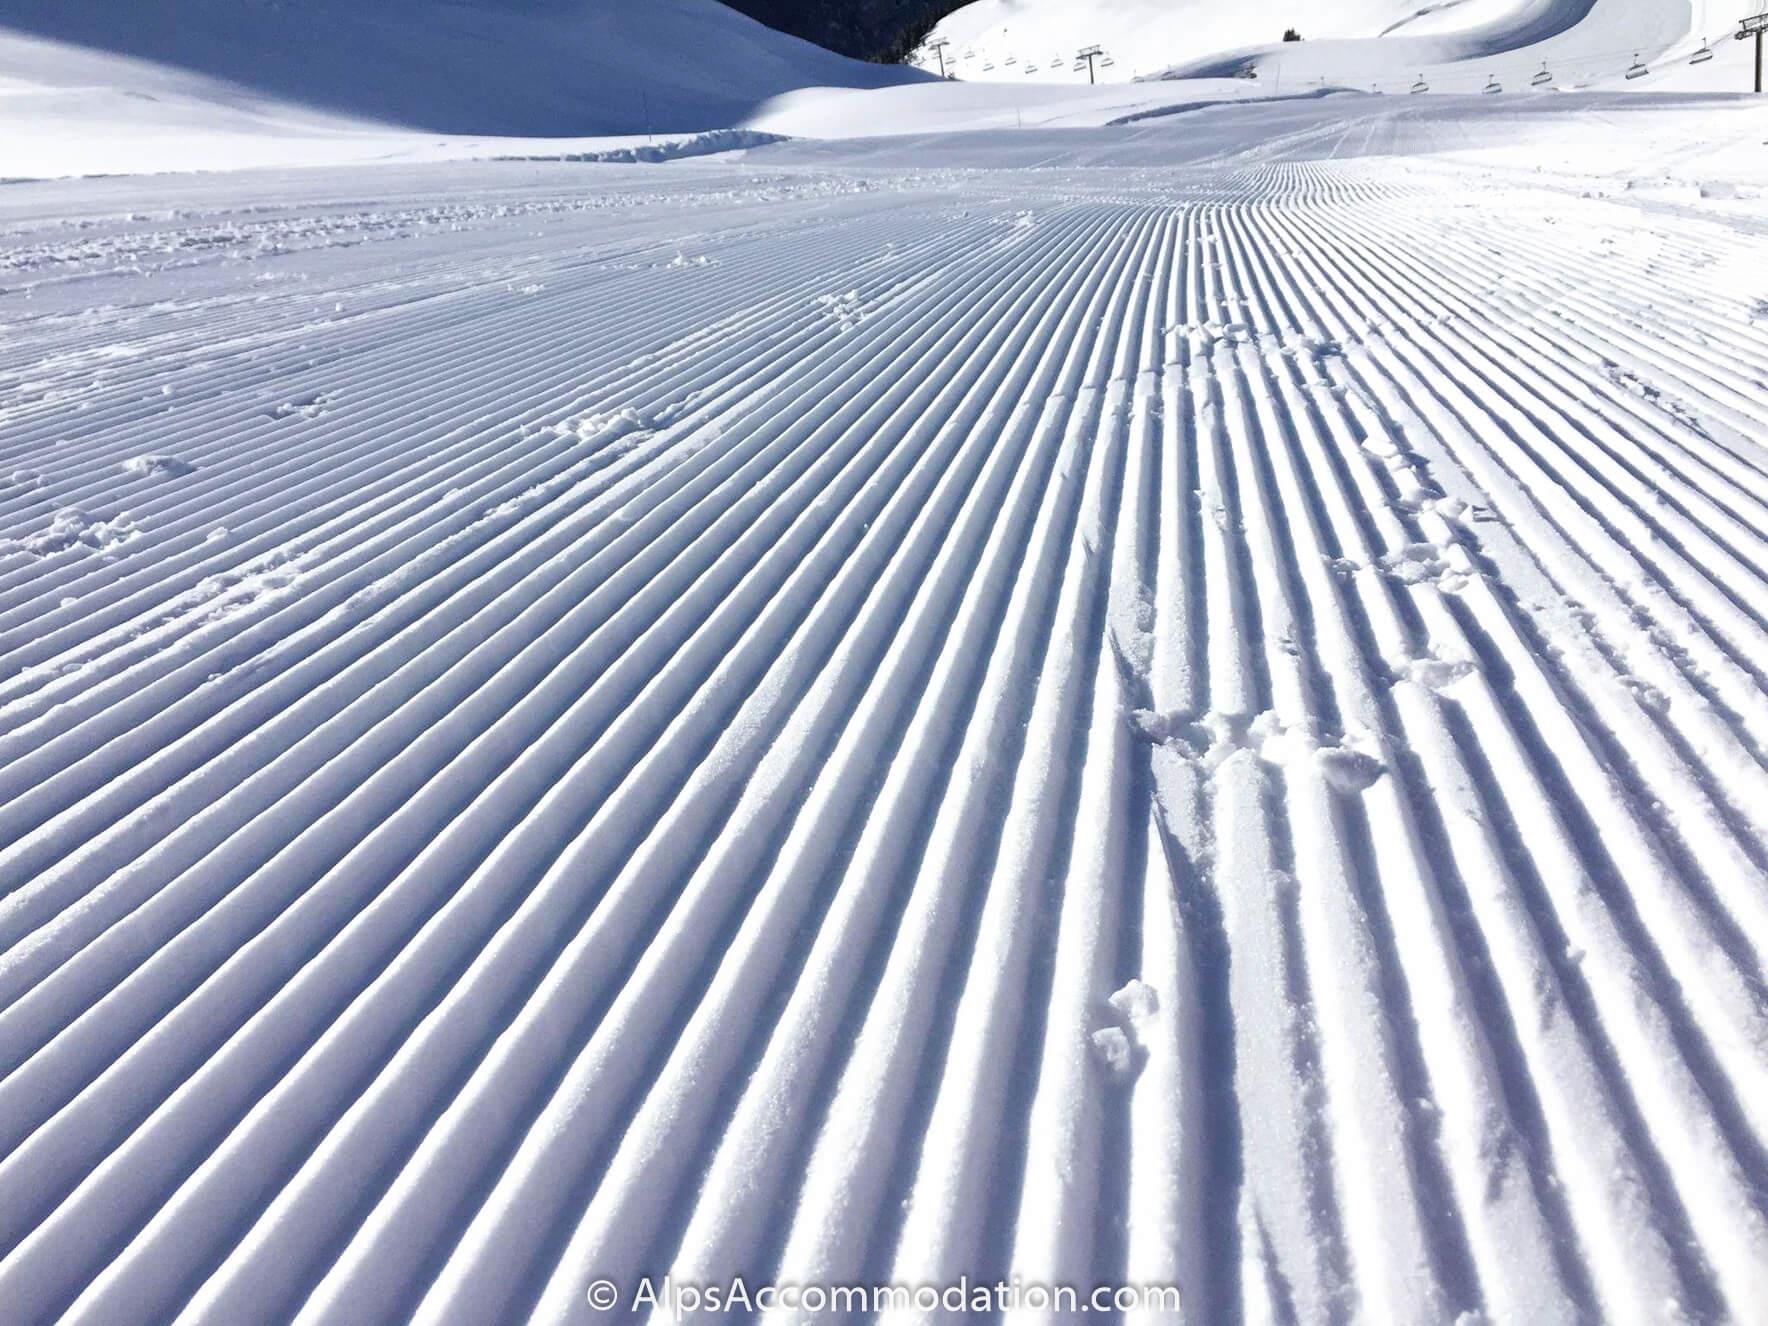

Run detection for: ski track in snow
[[1, 150, 1766, 1325]]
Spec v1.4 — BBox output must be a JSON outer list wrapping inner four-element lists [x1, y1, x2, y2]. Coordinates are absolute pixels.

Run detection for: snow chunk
[[1090, 1026, 1135, 1080], [1128, 706, 1386, 793], [1107, 978, 1159, 1029], [122, 454, 196, 478], [269, 392, 332, 420], [565, 406, 655, 446], [1094, 978, 1159, 1083], [1400, 655, 1477, 693], [10, 508, 140, 558], [1316, 746, 1384, 795], [816, 290, 865, 331]]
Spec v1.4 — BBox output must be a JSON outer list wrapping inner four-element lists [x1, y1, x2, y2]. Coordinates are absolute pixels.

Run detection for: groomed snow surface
[[5, 94, 1768, 1324], [5, 0, 1768, 1322]]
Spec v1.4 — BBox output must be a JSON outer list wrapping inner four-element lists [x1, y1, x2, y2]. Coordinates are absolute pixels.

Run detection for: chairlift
[[1531, 62, 1553, 87], [1483, 73, 1502, 93], [1624, 52, 1649, 79], [1005, 55, 1017, 65], [1410, 74, 1429, 93], [1025, 63, 1038, 73], [1690, 39, 1714, 64], [983, 60, 995, 71], [1101, 56, 1116, 67]]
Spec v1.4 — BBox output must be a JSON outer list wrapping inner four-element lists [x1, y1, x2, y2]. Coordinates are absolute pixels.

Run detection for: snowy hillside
[[0, 0, 923, 176], [924, 0, 1487, 80], [924, 0, 1757, 91], [1170, 0, 1761, 95]]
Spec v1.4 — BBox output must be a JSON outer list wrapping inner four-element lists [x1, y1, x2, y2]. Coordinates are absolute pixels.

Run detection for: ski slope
[[3, 85, 1768, 1323], [0, 0, 923, 177], [925, 0, 1493, 80], [924, 0, 1756, 92], [1169, 0, 1755, 97]]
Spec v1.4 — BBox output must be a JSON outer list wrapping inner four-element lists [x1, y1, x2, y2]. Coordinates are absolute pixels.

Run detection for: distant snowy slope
[[0, 0, 923, 175], [924, 0, 1737, 89], [927, 0, 1459, 80], [1158, 0, 1727, 93], [924, 0, 1588, 80]]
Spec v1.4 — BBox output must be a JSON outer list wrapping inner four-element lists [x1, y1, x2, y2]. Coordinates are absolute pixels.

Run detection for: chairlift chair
[[1624, 53, 1649, 79], [1410, 74, 1429, 93], [1531, 62, 1553, 87], [1483, 73, 1502, 93], [1005, 55, 1017, 65], [1101, 55, 1116, 67], [1690, 39, 1714, 63], [1025, 63, 1037, 73]]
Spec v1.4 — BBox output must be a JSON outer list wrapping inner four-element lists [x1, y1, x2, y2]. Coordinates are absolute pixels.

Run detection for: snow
[[745, 75, 1273, 136], [772, 0, 1768, 138], [3, 0, 1768, 1323], [0, 0, 923, 178], [927, 0, 1765, 96], [924, 0, 1489, 81]]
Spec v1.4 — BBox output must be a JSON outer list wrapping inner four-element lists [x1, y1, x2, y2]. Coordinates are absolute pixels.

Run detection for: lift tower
[[1741, 12, 1767, 93], [926, 37, 952, 79]]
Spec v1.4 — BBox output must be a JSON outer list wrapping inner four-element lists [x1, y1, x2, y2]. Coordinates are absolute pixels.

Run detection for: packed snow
[[3, 0, 1767, 1323]]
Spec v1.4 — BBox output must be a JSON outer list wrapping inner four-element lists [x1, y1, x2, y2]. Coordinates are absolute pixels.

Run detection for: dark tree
[[723, 0, 972, 63], [1283, 27, 1303, 41]]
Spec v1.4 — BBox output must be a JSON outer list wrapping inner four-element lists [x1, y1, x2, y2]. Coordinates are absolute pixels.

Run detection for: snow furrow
[[2, 145, 1763, 1326]]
